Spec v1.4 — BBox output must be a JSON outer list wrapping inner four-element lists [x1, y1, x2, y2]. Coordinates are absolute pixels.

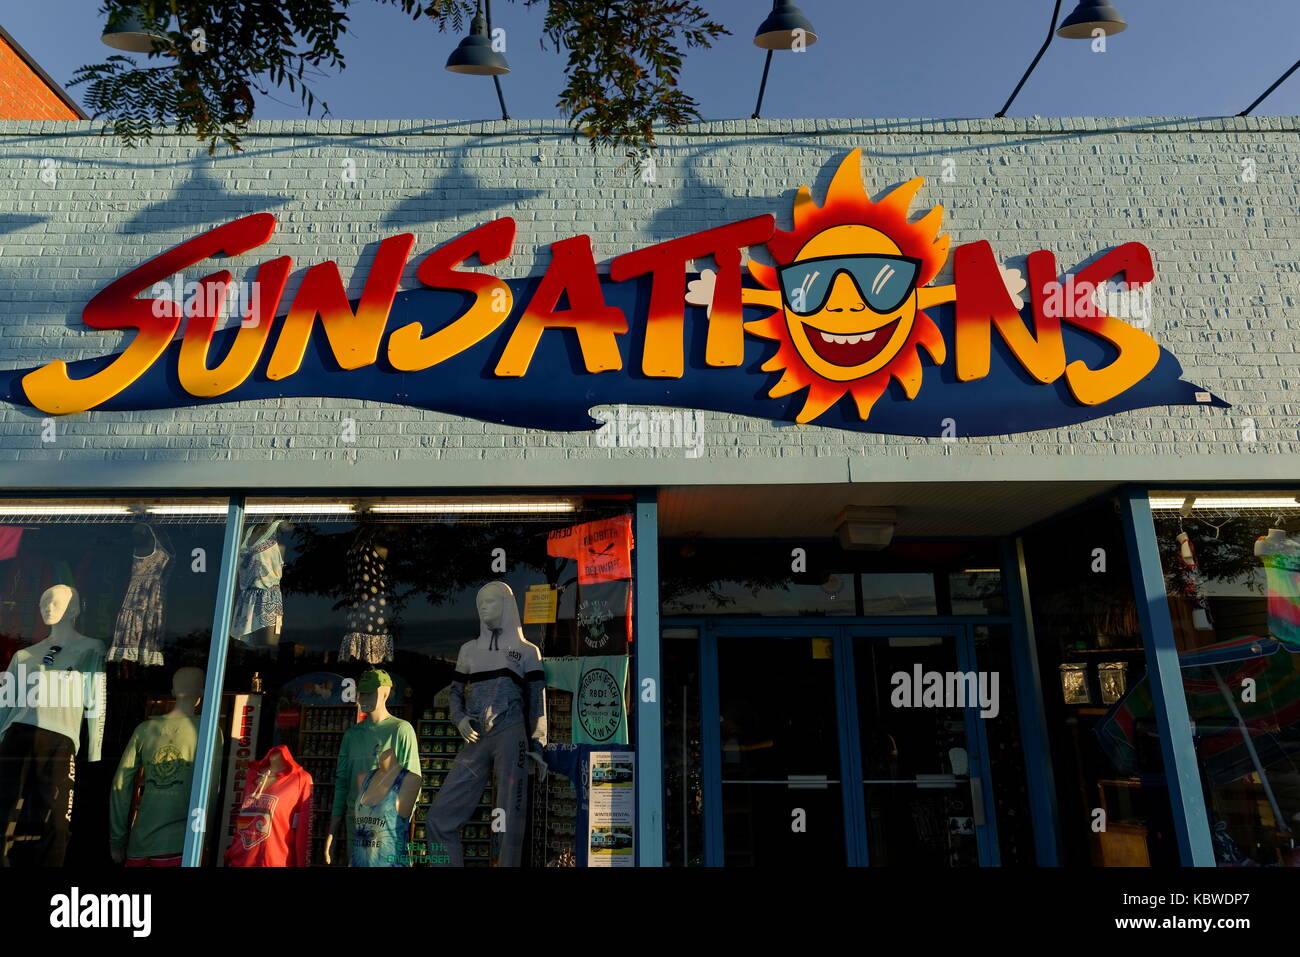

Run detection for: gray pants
[[427, 721, 528, 867]]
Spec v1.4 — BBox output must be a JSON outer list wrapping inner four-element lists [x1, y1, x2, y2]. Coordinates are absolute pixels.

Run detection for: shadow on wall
[[120, 166, 292, 234], [0, 214, 46, 235], [379, 142, 544, 228]]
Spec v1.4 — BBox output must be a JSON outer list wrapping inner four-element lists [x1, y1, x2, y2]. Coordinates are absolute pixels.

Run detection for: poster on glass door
[[588, 752, 634, 867]]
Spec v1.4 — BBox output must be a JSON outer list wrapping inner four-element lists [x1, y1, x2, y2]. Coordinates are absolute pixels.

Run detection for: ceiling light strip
[[369, 502, 578, 514], [1149, 497, 1300, 510]]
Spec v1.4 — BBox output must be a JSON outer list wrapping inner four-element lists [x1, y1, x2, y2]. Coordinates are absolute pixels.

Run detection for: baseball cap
[[358, 669, 393, 693]]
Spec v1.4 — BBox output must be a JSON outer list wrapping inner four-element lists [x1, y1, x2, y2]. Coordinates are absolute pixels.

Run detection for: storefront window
[[198, 495, 636, 869], [1149, 491, 1300, 866], [1023, 498, 1180, 866], [0, 498, 228, 868]]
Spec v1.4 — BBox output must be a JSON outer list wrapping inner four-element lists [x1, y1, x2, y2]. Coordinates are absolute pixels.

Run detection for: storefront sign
[[3, 151, 1225, 436], [216, 692, 262, 866]]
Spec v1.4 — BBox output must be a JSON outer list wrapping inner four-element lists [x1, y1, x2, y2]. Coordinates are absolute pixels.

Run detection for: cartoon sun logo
[[694, 149, 1017, 424]]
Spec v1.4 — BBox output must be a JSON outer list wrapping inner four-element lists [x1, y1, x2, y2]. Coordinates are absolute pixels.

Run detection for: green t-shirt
[[544, 656, 629, 745], [109, 714, 222, 859], [331, 715, 421, 818]]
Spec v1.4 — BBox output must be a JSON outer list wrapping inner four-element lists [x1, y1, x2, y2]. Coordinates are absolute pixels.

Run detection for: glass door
[[846, 628, 996, 866], [701, 622, 1000, 866], [709, 631, 847, 866]]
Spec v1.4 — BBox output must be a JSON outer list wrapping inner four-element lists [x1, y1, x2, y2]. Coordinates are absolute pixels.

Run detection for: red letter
[[267, 233, 416, 380], [387, 218, 516, 371], [23, 213, 277, 414], [610, 215, 775, 377], [496, 235, 626, 376]]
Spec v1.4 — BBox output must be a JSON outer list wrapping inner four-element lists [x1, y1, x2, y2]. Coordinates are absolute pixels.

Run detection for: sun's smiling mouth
[[802, 318, 898, 366]]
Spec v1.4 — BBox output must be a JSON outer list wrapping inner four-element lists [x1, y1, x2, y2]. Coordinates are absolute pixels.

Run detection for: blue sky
[[5, 0, 1299, 122]]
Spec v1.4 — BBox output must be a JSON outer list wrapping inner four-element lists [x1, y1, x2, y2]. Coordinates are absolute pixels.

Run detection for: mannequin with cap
[[325, 668, 421, 865], [426, 581, 547, 867]]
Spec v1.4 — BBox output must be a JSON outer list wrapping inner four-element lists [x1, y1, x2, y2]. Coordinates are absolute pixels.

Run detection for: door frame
[[699, 617, 1002, 867]]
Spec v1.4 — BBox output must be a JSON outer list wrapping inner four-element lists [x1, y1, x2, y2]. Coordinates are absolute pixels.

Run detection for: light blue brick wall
[[0, 117, 1297, 489]]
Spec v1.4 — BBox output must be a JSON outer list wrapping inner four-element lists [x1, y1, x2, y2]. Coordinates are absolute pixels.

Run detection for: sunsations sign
[[5, 150, 1224, 435]]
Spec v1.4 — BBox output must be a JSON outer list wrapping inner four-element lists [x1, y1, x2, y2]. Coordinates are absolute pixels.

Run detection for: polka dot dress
[[339, 538, 393, 664]]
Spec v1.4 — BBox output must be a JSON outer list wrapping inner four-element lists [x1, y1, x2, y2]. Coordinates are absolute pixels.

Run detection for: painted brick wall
[[0, 117, 1297, 489], [0, 35, 80, 120]]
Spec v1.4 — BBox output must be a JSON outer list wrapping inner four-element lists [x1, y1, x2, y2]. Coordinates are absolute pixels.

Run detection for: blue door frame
[[698, 618, 1002, 867]]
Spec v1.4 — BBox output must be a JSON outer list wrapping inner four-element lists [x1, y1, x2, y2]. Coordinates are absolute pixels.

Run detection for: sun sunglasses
[[777, 254, 922, 316], [41, 645, 63, 666]]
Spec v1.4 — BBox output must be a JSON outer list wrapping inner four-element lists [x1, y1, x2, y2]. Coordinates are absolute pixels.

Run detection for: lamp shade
[[754, 0, 818, 50], [445, 12, 510, 75], [1055, 0, 1127, 39], [101, 11, 170, 53]]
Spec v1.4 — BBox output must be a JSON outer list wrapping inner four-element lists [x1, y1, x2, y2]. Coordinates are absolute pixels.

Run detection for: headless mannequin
[[356, 748, 420, 820], [109, 665, 205, 864], [250, 748, 286, 801], [1256, 527, 1291, 556], [323, 683, 393, 865]]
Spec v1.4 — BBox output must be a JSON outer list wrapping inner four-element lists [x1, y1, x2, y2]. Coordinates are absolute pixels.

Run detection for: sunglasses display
[[777, 254, 922, 316]]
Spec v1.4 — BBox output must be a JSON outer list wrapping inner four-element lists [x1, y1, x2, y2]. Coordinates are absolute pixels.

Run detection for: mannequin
[[426, 581, 547, 868], [324, 669, 420, 865], [351, 747, 421, 867], [225, 744, 313, 867], [0, 585, 107, 866], [1256, 525, 1300, 650], [110, 666, 215, 866]]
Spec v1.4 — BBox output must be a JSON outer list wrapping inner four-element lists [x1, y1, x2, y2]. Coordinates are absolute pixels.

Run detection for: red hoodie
[[224, 745, 314, 867]]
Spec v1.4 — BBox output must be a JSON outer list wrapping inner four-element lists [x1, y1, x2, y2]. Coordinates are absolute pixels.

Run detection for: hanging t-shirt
[[110, 714, 222, 859], [547, 516, 634, 584], [225, 746, 314, 867], [0, 638, 106, 762], [544, 656, 629, 745], [575, 580, 632, 655], [0, 527, 23, 562], [1257, 534, 1300, 650], [330, 716, 421, 819]]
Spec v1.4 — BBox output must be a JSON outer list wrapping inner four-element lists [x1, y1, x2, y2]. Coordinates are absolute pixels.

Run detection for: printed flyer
[[588, 751, 635, 867]]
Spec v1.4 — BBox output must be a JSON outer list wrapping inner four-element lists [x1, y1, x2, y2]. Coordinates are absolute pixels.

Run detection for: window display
[[1149, 491, 1300, 867], [0, 500, 227, 868], [192, 495, 637, 869]]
